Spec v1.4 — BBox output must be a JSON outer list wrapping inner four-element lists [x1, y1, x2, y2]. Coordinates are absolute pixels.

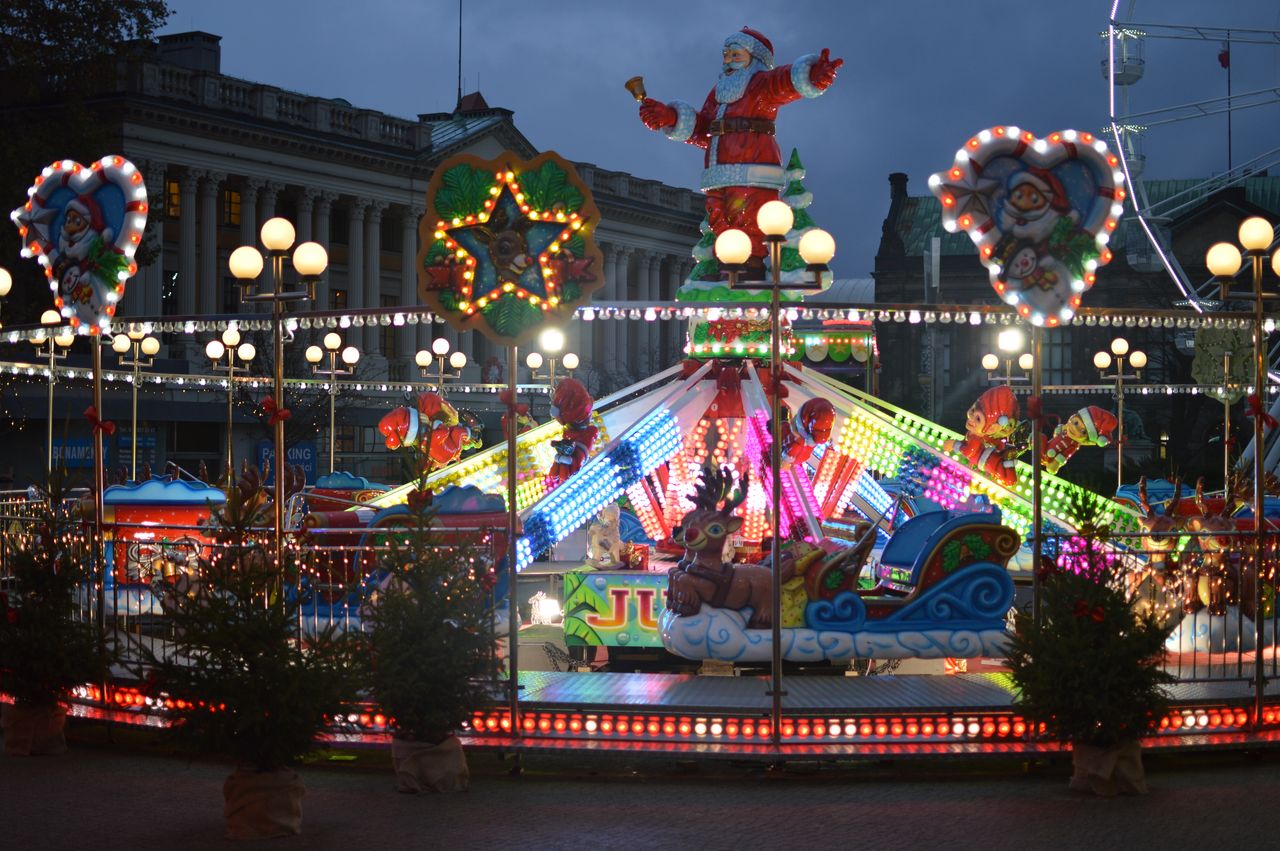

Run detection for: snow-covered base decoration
[[1166, 607, 1258, 654], [660, 564, 1014, 663], [660, 606, 1010, 663]]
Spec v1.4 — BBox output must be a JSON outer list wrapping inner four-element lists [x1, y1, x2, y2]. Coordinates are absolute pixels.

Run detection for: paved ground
[[4, 722, 1280, 850]]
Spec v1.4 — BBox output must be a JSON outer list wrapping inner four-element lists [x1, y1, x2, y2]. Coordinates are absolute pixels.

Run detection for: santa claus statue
[[637, 27, 842, 276], [1041, 405, 1118, 475], [942, 385, 1021, 487]]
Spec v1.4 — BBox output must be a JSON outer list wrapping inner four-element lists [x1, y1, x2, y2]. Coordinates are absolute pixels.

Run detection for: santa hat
[[66, 194, 108, 233], [725, 27, 775, 69], [1078, 406, 1118, 445], [976, 385, 1019, 429], [1009, 168, 1071, 213]]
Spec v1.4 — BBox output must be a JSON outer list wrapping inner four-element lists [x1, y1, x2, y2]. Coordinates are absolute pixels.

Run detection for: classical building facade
[[117, 32, 700, 385], [0, 31, 702, 484]]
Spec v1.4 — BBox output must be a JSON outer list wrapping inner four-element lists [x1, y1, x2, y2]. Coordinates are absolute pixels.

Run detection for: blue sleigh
[[660, 509, 1019, 664]]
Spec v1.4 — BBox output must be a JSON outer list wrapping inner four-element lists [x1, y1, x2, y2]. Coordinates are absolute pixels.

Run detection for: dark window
[[166, 181, 181, 218], [382, 217, 402, 253], [222, 277, 239, 314], [330, 207, 348, 244], [379, 295, 397, 359], [222, 190, 241, 227], [336, 425, 357, 454], [162, 270, 179, 314], [329, 288, 347, 311]]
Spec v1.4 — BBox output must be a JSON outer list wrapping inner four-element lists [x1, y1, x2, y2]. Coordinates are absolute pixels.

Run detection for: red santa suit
[[649, 28, 837, 262], [952, 434, 1018, 488], [1042, 406, 1118, 475], [548, 378, 598, 484]]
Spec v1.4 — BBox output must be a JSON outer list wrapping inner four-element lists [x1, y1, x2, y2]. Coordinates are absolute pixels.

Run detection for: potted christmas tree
[[141, 484, 364, 838], [1006, 520, 1174, 796], [0, 473, 107, 756], [363, 488, 500, 793]]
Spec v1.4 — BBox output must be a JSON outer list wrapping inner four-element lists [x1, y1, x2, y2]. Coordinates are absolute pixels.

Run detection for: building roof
[[891, 176, 1280, 258], [808, 277, 875, 303]]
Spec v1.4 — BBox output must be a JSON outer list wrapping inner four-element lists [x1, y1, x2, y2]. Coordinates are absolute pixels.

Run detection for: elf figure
[[1041, 405, 1118, 475], [778, 397, 835, 465], [942, 385, 1021, 487], [377, 392, 473, 470], [548, 378, 598, 483]]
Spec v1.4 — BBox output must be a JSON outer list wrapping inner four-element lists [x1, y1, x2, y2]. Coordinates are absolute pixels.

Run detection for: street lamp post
[[206, 328, 257, 485], [31, 310, 74, 476], [414, 336, 466, 392], [1206, 217, 1280, 724], [0, 267, 11, 327], [228, 218, 324, 556], [111, 330, 160, 482], [1093, 337, 1146, 493], [713, 204, 834, 749], [306, 333, 359, 474], [981, 328, 1034, 385]]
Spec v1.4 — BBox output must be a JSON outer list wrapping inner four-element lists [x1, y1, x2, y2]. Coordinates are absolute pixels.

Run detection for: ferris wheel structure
[[1105, 2, 1280, 310]]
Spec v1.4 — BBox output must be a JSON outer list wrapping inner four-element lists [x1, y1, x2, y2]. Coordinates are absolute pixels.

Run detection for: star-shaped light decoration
[[418, 152, 604, 346]]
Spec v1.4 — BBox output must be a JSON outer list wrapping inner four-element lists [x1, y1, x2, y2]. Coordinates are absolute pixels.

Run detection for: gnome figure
[[1041, 405, 1119, 475], [943, 385, 1021, 487]]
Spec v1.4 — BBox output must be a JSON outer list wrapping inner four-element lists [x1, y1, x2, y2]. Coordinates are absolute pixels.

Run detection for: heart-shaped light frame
[[929, 127, 1126, 327], [10, 156, 149, 334]]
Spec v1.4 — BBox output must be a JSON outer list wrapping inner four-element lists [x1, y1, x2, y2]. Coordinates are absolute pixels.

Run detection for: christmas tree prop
[[141, 486, 364, 838], [0, 472, 107, 755], [363, 494, 500, 793], [678, 149, 829, 303], [1006, 508, 1173, 795]]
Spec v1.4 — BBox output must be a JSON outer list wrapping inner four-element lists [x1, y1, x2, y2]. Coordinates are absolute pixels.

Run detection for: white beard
[[715, 59, 763, 104], [999, 200, 1061, 243], [59, 226, 94, 262]]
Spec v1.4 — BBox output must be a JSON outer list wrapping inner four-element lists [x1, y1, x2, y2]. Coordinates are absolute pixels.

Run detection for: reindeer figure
[[667, 466, 791, 628], [1131, 477, 1182, 622], [1183, 476, 1240, 616]]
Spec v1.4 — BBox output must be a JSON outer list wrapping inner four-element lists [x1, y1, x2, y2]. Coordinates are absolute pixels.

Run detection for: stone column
[[177, 169, 202, 318], [646, 250, 663, 363], [614, 246, 633, 381], [364, 200, 386, 351], [665, 256, 685, 363], [198, 171, 223, 316], [259, 181, 282, 223], [139, 162, 167, 319], [313, 191, 337, 309], [239, 178, 262, 251], [346, 198, 368, 322], [294, 189, 317, 311], [402, 205, 429, 364], [295, 189, 316, 244], [593, 243, 616, 378]]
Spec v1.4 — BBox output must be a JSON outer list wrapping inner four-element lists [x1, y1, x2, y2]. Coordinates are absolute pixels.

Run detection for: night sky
[[159, 1, 1280, 288]]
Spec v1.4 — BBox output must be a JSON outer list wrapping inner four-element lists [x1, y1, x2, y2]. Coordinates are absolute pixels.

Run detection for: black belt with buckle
[[708, 118, 775, 136]]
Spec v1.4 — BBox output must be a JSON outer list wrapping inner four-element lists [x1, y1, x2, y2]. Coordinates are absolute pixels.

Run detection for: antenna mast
[[456, 0, 463, 110]]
